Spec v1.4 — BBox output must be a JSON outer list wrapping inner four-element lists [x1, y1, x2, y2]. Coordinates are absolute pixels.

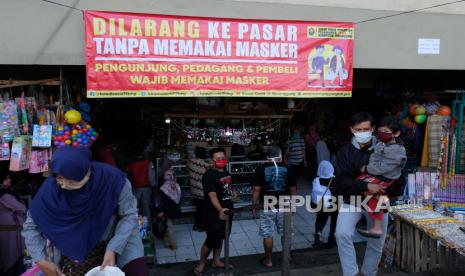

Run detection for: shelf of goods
[[173, 160, 268, 213]]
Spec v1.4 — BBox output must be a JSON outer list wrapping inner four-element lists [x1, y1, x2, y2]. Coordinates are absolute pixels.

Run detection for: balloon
[[409, 105, 418, 116], [415, 106, 426, 115], [65, 110, 82, 124], [415, 115, 427, 124], [437, 105, 452, 116]]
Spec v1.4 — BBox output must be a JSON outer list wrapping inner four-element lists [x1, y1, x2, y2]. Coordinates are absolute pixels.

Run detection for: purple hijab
[[30, 147, 126, 263]]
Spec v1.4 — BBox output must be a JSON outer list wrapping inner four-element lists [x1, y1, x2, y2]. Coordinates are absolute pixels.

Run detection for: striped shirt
[[287, 138, 305, 165]]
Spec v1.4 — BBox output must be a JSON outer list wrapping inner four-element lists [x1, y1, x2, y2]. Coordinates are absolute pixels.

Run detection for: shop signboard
[[84, 11, 354, 98]]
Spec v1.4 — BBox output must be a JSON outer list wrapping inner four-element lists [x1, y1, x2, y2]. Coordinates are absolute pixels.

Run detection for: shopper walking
[[127, 152, 156, 227], [311, 161, 337, 248], [334, 112, 388, 276], [286, 128, 306, 186], [0, 174, 27, 276], [187, 147, 211, 232], [156, 169, 181, 250], [252, 146, 297, 268], [22, 146, 148, 276], [194, 148, 236, 276], [304, 125, 320, 179]]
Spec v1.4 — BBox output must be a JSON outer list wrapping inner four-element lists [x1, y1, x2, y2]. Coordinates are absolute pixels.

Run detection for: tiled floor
[[155, 186, 331, 264]]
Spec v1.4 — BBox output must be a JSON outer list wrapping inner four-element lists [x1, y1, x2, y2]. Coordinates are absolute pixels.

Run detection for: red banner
[[84, 11, 354, 98]]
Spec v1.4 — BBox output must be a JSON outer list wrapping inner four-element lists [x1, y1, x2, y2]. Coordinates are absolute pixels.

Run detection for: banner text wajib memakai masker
[[84, 11, 354, 98]]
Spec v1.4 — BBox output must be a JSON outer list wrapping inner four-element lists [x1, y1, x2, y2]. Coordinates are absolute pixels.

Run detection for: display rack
[[172, 159, 268, 213]]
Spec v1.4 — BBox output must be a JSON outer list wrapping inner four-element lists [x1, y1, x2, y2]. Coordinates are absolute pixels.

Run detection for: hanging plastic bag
[[32, 125, 53, 148], [0, 142, 10, 160], [0, 100, 19, 142], [84, 266, 125, 276], [10, 136, 32, 171], [29, 149, 49, 174]]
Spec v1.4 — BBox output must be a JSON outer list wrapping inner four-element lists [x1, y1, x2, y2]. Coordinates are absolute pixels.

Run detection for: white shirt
[[311, 177, 332, 208]]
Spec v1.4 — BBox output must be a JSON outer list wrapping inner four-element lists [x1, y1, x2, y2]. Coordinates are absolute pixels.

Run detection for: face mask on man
[[353, 131, 373, 144], [214, 159, 228, 169]]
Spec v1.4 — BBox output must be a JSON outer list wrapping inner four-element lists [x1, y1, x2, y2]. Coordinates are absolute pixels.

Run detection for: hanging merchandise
[[0, 142, 10, 160], [9, 136, 32, 171], [0, 100, 19, 142], [15, 97, 37, 135], [32, 125, 53, 148], [53, 120, 98, 148], [29, 149, 49, 174], [65, 109, 82, 124]]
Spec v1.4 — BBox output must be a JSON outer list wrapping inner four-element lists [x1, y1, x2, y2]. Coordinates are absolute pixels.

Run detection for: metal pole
[[218, 210, 233, 276], [224, 217, 231, 275], [282, 211, 292, 276]]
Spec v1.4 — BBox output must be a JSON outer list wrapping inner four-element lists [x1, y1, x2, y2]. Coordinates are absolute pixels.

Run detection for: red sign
[[84, 11, 354, 98]]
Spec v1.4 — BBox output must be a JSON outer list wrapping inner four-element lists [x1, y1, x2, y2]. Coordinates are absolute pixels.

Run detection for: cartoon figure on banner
[[326, 45, 349, 87], [308, 45, 330, 88]]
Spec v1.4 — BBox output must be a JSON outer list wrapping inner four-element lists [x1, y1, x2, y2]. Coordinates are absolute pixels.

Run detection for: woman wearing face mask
[[22, 146, 148, 276], [194, 148, 237, 276]]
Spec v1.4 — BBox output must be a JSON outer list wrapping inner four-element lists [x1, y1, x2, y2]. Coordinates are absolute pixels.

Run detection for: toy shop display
[[52, 119, 98, 148], [29, 149, 49, 174], [32, 124, 53, 147], [184, 126, 276, 146], [0, 100, 20, 142], [9, 135, 32, 171]]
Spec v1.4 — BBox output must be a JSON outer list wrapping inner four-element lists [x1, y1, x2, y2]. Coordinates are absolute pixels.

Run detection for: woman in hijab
[[22, 146, 149, 276], [156, 168, 181, 250], [1, 173, 27, 276]]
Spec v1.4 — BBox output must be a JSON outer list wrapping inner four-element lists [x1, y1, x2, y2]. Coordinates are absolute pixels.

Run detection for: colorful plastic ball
[[415, 114, 427, 124], [57, 136, 63, 141], [72, 142, 79, 146], [437, 105, 452, 116], [54, 141, 60, 146], [415, 106, 427, 115], [86, 125, 91, 129], [77, 138, 83, 143], [58, 127, 64, 131], [60, 142, 65, 147], [64, 125, 70, 131], [64, 131, 71, 136], [65, 140, 71, 145], [72, 130, 78, 135], [71, 136, 77, 141], [82, 140, 88, 145]]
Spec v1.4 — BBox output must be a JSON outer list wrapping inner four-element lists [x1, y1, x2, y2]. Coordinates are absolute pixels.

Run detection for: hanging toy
[[414, 114, 427, 124], [436, 105, 452, 116], [65, 109, 82, 124], [415, 105, 427, 115]]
